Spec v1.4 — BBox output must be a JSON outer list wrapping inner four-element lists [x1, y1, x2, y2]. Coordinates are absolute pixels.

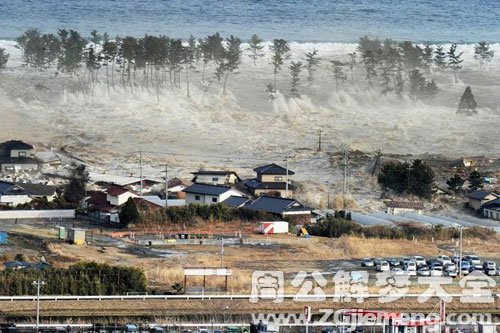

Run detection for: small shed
[[67, 228, 86, 245], [58, 227, 66, 240], [259, 221, 289, 234], [0, 232, 7, 244]]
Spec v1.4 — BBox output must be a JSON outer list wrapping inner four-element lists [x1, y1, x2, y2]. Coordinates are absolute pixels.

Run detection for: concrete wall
[[0, 210, 75, 220]]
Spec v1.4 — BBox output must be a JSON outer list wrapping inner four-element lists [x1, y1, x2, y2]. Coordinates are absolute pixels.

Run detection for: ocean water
[[0, 0, 499, 42]]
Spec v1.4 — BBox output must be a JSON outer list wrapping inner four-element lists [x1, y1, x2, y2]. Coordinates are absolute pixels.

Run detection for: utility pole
[[284, 156, 289, 198], [458, 226, 463, 277], [164, 163, 169, 209], [407, 162, 412, 191], [325, 180, 330, 209], [317, 129, 322, 152], [343, 149, 348, 209], [32, 279, 45, 333], [139, 149, 143, 196], [220, 238, 224, 268]]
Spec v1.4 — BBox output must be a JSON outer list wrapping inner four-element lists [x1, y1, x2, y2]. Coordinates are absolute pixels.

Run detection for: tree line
[[121, 201, 279, 227], [6, 29, 496, 102], [0, 262, 147, 296]]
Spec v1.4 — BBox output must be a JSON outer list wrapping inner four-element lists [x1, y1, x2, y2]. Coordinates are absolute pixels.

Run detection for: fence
[[0, 209, 75, 220]]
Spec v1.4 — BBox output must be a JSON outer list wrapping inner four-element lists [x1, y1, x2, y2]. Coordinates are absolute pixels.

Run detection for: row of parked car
[[360, 254, 498, 277]]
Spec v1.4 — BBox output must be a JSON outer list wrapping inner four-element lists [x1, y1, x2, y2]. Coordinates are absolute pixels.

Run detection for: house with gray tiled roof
[[0, 140, 40, 174], [245, 163, 295, 197]]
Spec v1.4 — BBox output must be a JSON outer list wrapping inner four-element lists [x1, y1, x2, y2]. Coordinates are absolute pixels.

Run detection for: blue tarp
[[0, 231, 7, 244]]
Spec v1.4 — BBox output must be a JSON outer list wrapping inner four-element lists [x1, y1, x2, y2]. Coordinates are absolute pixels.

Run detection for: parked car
[[430, 267, 443, 276], [400, 257, 411, 266], [451, 255, 461, 264], [460, 261, 471, 271], [388, 258, 401, 267], [444, 262, 457, 271], [437, 255, 453, 266], [464, 254, 481, 268], [412, 256, 426, 267], [445, 269, 457, 278], [376, 261, 390, 272], [417, 267, 431, 276], [361, 258, 375, 267], [430, 261, 443, 269], [373, 258, 384, 266], [482, 261, 496, 271]]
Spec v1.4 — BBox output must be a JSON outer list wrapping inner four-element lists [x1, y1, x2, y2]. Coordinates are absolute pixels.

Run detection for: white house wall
[[0, 194, 32, 206]]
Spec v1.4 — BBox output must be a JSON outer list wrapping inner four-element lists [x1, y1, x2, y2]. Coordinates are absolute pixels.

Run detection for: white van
[[376, 260, 390, 272], [404, 261, 417, 275]]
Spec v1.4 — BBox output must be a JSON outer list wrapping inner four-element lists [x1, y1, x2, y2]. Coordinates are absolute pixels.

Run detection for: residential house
[[482, 198, 500, 221], [245, 163, 295, 197], [0, 180, 57, 207], [89, 172, 186, 197], [84, 187, 138, 222], [183, 183, 244, 205], [384, 200, 424, 215], [106, 186, 138, 206], [221, 195, 251, 208], [465, 190, 499, 210], [243, 195, 312, 222], [191, 170, 241, 186], [0, 140, 40, 174]]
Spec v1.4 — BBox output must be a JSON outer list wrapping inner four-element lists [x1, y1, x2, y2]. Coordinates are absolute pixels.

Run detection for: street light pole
[[284, 156, 289, 198], [458, 226, 463, 277], [326, 181, 330, 209], [32, 279, 45, 333]]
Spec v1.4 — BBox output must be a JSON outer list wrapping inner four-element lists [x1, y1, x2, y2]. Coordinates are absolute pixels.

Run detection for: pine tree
[[347, 52, 357, 84], [434, 45, 447, 71], [0, 48, 9, 70], [474, 41, 494, 69], [331, 60, 347, 90], [269, 39, 290, 91], [422, 43, 434, 74], [304, 49, 320, 84], [446, 174, 465, 191], [447, 44, 463, 83], [247, 34, 264, 67], [457, 86, 477, 115], [220, 35, 242, 95], [119, 197, 140, 227], [468, 170, 483, 190], [289, 61, 302, 98], [64, 163, 88, 203]]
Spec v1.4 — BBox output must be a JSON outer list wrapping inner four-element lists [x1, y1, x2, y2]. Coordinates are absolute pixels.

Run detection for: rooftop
[[183, 183, 234, 196], [222, 195, 250, 208], [254, 163, 295, 176], [465, 190, 498, 200], [244, 195, 310, 215], [14, 182, 56, 196], [106, 186, 133, 196], [0, 140, 34, 154]]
